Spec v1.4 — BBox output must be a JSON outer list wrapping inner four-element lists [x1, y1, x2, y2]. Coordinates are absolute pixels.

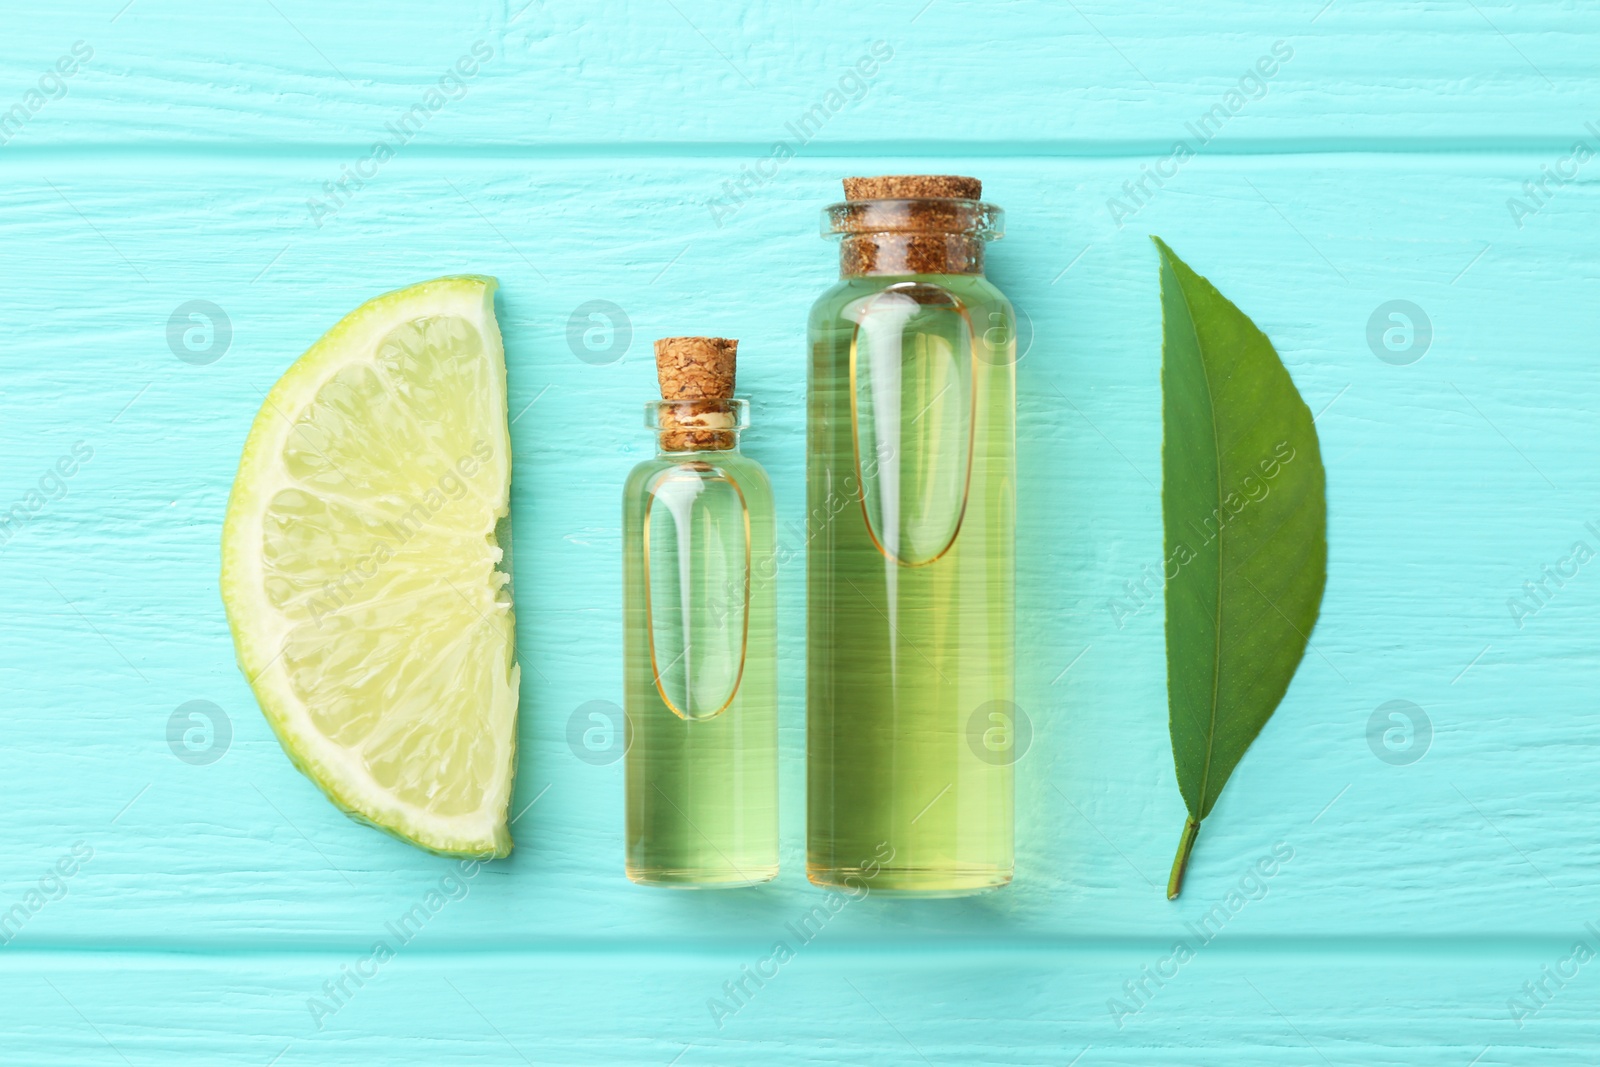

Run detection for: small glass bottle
[[806, 176, 1017, 895], [623, 337, 778, 886]]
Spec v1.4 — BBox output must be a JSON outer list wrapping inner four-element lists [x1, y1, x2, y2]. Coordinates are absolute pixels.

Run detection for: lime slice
[[221, 277, 518, 857]]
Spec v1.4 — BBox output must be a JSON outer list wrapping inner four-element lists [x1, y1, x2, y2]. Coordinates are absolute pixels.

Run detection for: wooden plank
[[0, 2, 1597, 149], [1, 946, 1596, 1064]]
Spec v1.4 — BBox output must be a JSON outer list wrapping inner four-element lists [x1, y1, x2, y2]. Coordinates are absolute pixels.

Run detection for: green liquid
[[806, 273, 1017, 895], [623, 450, 778, 886]]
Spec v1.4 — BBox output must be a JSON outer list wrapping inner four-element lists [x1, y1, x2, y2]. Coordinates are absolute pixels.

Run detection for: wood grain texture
[[1, 0, 1598, 1062], [3, 1, 1599, 147]]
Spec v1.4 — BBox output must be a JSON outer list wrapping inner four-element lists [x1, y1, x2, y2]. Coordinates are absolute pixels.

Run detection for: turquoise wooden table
[[3, 1, 1597, 1062]]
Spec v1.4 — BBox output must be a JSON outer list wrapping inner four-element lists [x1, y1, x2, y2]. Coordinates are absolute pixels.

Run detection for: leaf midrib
[[1170, 256, 1226, 819]]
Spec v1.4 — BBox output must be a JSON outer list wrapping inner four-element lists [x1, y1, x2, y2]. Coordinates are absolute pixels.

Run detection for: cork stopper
[[843, 175, 982, 201], [654, 337, 738, 452], [833, 175, 996, 277]]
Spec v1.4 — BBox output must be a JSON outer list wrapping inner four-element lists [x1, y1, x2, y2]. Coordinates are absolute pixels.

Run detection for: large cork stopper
[[836, 175, 988, 276], [843, 175, 982, 201], [654, 337, 738, 452]]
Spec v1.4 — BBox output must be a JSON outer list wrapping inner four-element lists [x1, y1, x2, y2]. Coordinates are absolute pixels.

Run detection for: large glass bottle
[[623, 338, 778, 886], [806, 176, 1016, 895]]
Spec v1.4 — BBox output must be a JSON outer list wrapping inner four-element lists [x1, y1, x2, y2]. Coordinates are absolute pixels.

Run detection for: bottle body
[[623, 436, 778, 887], [806, 271, 1017, 895]]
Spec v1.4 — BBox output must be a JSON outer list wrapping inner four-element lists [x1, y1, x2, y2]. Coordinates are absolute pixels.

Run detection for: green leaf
[[1153, 237, 1327, 899]]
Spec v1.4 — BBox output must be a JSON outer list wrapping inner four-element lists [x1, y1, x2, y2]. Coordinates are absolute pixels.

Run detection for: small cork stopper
[[655, 337, 736, 402], [654, 337, 737, 452], [843, 175, 982, 201]]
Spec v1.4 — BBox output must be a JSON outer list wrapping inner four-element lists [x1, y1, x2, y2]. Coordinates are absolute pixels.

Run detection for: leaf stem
[[1166, 816, 1200, 900]]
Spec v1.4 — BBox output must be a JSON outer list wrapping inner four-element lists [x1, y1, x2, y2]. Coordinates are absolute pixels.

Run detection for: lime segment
[[222, 277, 518, 857]]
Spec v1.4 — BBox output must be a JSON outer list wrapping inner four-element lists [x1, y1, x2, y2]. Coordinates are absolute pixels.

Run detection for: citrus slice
[[221, 276, 518, 857]]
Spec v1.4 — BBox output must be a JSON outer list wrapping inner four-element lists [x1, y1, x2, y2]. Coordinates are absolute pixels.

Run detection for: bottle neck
[[840, 233, 985, 277], [825, 197, 1001, 279], [656, 430, 741, 456], [647, 398, 748, 455]]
